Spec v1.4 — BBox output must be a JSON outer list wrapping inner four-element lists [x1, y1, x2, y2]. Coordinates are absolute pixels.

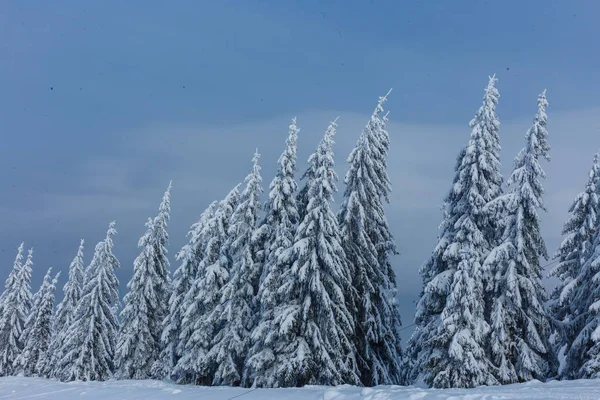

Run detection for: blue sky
[[1, 1, 600, 341]]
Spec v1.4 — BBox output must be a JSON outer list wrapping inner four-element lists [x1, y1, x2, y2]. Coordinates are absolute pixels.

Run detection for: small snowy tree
[[14, 268, 60, 376], [483, 90, 554, 383], [207, 150, 263, 387], [406, 76, 502, 388], [55, 222, 120, 382], [152, 197, 221, 380], [0, 244, 33, 376], [115, 183, 172, 379], [549, 153, 600, 376], [43, 240, 85, 378], [338, 91, 403, 386], [256, 119, 360, 387], [245, 119, 300, 387], [173, 185, 241, 385]]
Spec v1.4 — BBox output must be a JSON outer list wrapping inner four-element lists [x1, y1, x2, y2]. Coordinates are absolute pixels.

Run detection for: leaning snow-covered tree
[[258, 119, 360, 387], [406, 76, 502, 388], [44, 240, 85, 378], [244, 118, 300, 387], [206, 150, 263, 387], [55, 222, 120, 382], [483, 90, 554, 383], [173, 185, 241, 385], [338, 91, 403, 386], [115, 182, 172, 380], [13, 268, 60, 376], [549, 152, 600, 377], [153, 195, 223, 381], [0, 244, 33, 376]]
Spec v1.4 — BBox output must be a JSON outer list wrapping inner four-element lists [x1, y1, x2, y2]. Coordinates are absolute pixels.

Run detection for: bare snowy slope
[[1, 377, 599, 400]]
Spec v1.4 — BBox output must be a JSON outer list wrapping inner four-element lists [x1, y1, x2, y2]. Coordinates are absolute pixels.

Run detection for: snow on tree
[[115, 182, 172, 380], [483, 90, 554, 383], [565, 223, 600, 378], [173, 184, 241, 385], [405, 76, 502, 388], [55, 222, 120, 382], [251, 119, 360, 387], [549, 153, 600, 376], [244, 118, 300, 387], [152, 197, 222, 381], [337, 91, 403, 386], [44, 240, 85, 378], [13, 268, 60, 376], [0, 244, 33, 376], [204, 150, 263, 387]]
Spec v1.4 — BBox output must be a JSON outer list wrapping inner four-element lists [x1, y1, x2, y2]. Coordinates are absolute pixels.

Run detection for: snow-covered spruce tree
[[338, 91, 403, 386], [56, 222, 120, 382], [549, 152, 600, 375], [206, 150, 263, 387], [115, 182, 172, 380], [406, 76, 502, 388], [0, 245, 33, 376], [0, 243, 24, 321], [244, 118, 300, 387], [14, 268, 60, 376], [259, 119, 360, 387], [173, 185, 241, 385], [152, 199, 220, 380], [483, 90, 554, 383], [44, 240, 85, 378], [559, 166, 600, 379]]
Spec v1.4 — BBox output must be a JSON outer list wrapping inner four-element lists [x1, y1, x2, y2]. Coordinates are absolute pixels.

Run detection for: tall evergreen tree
[[406, 76, 502, 388], [484, 90, 554, 383], [56, 222, 120, 382], [0, 245, 33, 376], [14, 268, 60, 376], [173, 184, 241, 384], [44, 240, 85, 378], [338, 91, 403, 386], [115, 183, 172, 379], [258, 119, 359, 387], [245, 119, 300, 387], [549, 152, 600, 376], [207, 150, 263, 386], [153, 200, 218, 379]]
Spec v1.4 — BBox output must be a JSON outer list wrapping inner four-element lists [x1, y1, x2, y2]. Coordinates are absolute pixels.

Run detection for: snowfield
[[1, 377, 600, 400]]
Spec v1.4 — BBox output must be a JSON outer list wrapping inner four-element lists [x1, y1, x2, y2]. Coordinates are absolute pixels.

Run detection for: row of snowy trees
[[404, 76, 600, 388], [0, 93, 403, 387], [1, 78, 599, 388]]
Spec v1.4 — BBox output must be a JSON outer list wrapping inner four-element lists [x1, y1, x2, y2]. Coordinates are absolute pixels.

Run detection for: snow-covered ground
[[1, 377, 600, 400]]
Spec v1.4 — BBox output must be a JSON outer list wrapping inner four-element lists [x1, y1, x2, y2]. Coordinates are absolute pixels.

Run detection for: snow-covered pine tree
[[483, 90, 554, 383], [338, 91, 403, 386], [55, 222, 120, 382], [244, 118, 300, 387], [558, 159, 600, 378], [406, 76, 502, 388], [13, 268, 60, 376], [43, 240, 85, 378], [115, 182, 172, 380], [153, 199, 221, 380], [173, 185, 241, 385], [207, 150, 263, 387], [0, 243, 24, 323], [549, 152, 600, 376], [256, 119, 360, 387], [0, 245, 33, 376]]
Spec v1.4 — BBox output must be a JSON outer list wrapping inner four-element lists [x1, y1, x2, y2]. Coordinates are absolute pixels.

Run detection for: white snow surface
[[1, 377, 600, 399]]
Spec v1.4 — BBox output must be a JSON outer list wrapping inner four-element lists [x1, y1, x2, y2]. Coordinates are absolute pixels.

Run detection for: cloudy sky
[[1, 1, 600, 341]]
